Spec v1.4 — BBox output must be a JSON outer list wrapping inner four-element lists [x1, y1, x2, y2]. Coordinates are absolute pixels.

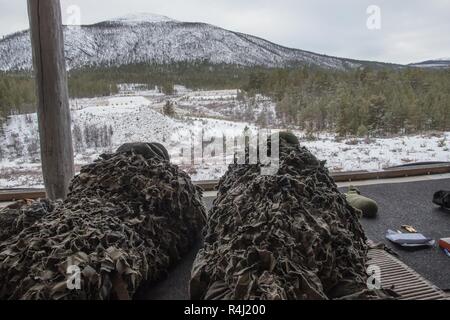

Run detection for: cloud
[[0, 0, 449, 64]]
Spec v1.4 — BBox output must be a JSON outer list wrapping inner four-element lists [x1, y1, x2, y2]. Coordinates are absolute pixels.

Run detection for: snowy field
[[299, 133, 450, 172], [0, 87, 449, 188]]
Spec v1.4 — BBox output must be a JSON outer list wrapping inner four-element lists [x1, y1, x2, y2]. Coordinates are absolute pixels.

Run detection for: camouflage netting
[[191, 133, 386, 300], [0, 199, 57, 242], [0, 144, 206, 300]]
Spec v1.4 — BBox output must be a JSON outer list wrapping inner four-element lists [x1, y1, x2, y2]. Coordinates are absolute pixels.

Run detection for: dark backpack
[[433, 190, 450, 210]]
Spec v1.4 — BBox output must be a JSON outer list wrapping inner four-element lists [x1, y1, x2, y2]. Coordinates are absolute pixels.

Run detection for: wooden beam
[[27, 0, 74, 200]]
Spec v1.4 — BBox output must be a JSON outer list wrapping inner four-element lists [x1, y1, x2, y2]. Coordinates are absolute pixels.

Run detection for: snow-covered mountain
[[0, 13, 389, 71], [409, 58, 450, 69]]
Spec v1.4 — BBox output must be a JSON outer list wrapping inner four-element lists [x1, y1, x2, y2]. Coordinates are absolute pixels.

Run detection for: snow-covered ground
[[0, 88, 449, 188], [299, 133, 450, 172]]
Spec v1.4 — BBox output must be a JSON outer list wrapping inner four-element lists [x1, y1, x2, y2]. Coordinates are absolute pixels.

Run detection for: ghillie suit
[[0, 199, 56, 242], [0, 143, 206, 300], [191, 132, 386, 300]]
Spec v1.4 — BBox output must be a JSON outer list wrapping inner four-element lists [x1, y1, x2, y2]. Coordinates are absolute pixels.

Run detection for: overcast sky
[[1, 0, 449, 64]]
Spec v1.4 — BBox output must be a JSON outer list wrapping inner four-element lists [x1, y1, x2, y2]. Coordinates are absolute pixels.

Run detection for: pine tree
[[163, 101, 175, 117]]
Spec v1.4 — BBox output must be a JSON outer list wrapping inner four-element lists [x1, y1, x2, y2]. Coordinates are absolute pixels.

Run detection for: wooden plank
[[333, 163, 450, 182], [27, 0, 74, 200], [0, 190, 46, 202]]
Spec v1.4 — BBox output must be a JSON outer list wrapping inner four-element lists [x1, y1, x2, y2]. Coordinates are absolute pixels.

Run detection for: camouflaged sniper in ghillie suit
[[191, 132, 384, 300], [0, 143, 206, 300]]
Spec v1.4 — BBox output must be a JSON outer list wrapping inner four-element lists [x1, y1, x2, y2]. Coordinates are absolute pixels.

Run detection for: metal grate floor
[[368, 249, 449, 300]]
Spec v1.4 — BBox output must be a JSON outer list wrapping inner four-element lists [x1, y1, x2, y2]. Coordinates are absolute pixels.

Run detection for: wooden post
[[27, 0, 74, 200]]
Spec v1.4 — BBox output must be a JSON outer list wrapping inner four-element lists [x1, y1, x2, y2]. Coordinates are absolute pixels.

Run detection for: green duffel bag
[[345, 186, 378, 219]]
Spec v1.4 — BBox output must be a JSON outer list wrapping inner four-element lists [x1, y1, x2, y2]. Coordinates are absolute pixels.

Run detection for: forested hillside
[[243, 67, 450, 136], [0, 13, 375, 72], [0, 72, 36, 117], [0, 62, 253, 118], [1, 63, 449, 136]]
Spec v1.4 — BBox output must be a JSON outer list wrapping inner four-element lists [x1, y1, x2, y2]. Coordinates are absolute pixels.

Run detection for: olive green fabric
[[345, 187, 378, 219]]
